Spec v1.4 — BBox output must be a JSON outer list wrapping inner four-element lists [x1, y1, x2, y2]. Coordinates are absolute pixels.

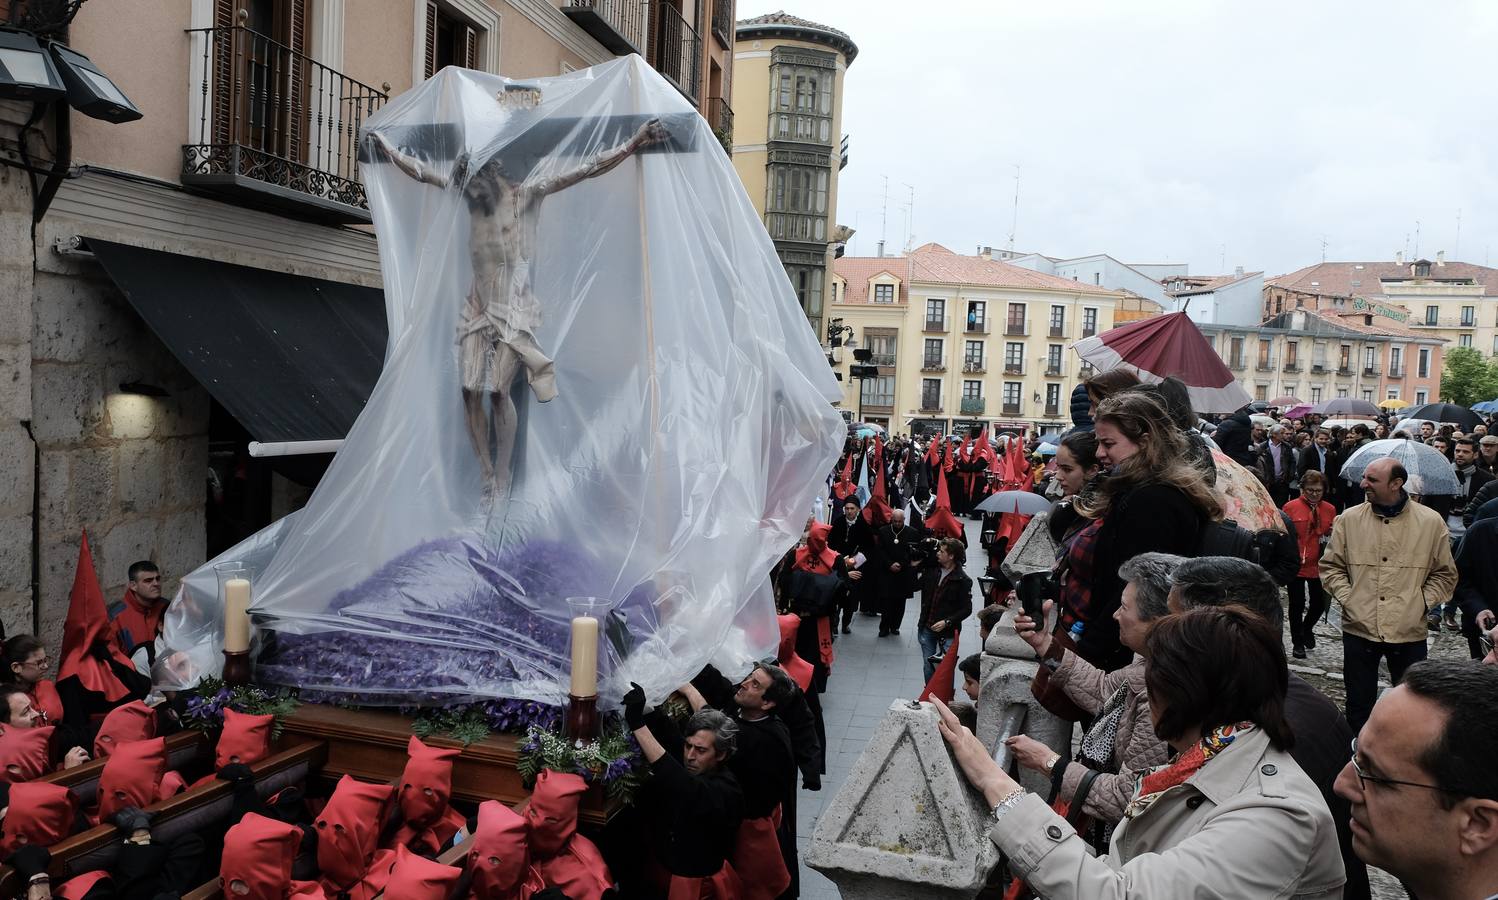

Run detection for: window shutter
[[423, 1, 438, 78], [463, 25, 478, 70], [285, 0, 307, 161], [211, 0, 238, 145]]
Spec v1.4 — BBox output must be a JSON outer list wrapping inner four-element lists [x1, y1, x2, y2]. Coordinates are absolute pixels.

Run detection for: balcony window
[[963, 340, 983, 370], [921, 378, 942, 409], [1462, 306, 1476, 327], [1006, 303, 1027, 335], [866, 332, 897, 366], [962, 380, 982, 401], [1049, 305, 1065, 336], [1045, 383, 1061, 415], [652, 1, 702, 101], [1461, 334, 1473, 348], [1426, 305, 1439, 326], [966, 301, 987, 333], [1005, 342, 1024, 373], [1047, 344, 1062, 373], [1418, 348, 1430, 377], [873, 283, 894, 303], [1003, 381, 1022, 413], [1082, 307, 1098, 337], [185, 4, 389, 223], [1310, 387, 1322, 403], [860, 375, 894, 407]]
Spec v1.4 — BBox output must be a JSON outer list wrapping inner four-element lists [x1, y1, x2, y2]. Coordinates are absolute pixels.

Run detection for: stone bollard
[[806, 699, 1001, 899], [977, 513, 1072, 795]]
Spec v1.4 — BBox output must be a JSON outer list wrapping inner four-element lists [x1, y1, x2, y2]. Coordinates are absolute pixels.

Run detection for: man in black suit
[[828, 497, 873, 634], [1297, 428, 1339, 485], [873, 508, 924, 637]]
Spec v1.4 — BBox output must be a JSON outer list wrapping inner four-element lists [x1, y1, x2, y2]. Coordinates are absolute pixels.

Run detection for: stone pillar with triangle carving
[[804, 699, 1001, 899]]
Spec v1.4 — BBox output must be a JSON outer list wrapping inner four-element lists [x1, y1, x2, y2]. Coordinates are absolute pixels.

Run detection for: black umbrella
[[1399, 402, 1484, 431], [1314, 398, 1381, 417]]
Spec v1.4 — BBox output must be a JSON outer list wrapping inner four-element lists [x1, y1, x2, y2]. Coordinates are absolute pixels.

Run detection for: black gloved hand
[[89, 638, 114, 661], [803, 772, 822, 791], [4, 845, 51, 879], [622, 682, 648, 731], [217, 762, 254, 784], [113, 806, 154, 835]]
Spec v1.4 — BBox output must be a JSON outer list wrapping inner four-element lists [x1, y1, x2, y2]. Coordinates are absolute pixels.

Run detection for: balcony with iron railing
[[1002, 401, 1022, 416], [1389, 365, 1404, 378], [1312, 363, 1327, 373], [924, 315, 949, 333], [1044, 403, 1061, 417], [561, 0, 648, 55], [1081, 324, 1097, 338], [960, 397, 986, 415], [921, 356, 946, 373], [1003, 362, 1024, 375], [1045, 363, 1063, 376], [962, 359, 986, 374], [1363, 366, 1381, 377], [1229, 358, 1246, 371], [651, 2, 702, 103], [1255, 359, 1275, 372], [1338, 365, 1353, 376], [869, 353, 896, 366], [920, 397, 943, 413], [184, 25, 388, 224], [1004, 318, 1029, 336], [1049, 323, 1067, 338], [1283, 361, 1300, 373], [706, 95, 733, 151], [964, 316, 990, 334], [711, 0, 733, 46]]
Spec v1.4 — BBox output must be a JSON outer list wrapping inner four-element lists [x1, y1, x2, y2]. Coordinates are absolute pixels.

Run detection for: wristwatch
[[1044, 753, 1061, 775], [990, 786, 1027, 821]]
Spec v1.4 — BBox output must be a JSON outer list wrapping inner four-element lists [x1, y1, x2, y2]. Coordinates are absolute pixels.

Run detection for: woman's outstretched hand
[[930, 696, 1019, 806]]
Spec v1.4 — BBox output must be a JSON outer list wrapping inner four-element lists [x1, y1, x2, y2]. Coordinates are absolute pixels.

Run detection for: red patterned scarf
[[1124, 722, 1254, 819]]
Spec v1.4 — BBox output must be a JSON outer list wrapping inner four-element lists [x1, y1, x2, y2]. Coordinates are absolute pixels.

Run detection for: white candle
[[223, 577, 252, 653], [569, 615, 599, 697]]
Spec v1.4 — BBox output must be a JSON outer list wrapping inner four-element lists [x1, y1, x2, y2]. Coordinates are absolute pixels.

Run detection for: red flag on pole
[[58, 531, 138, 702], [918, 631, 960, 703]]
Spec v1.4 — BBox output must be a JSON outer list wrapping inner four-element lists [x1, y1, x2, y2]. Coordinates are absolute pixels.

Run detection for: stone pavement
[[795, 519, 989, 900]]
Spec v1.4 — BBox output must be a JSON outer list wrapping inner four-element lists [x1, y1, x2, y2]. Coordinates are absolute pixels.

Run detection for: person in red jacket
[[1283, 469, 1337, 659]]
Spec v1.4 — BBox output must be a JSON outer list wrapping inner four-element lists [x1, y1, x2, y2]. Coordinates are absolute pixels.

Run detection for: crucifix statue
[[369, 101, 668, 499]]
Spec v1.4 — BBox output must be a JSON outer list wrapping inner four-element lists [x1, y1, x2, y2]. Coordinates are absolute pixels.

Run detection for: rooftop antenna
[[898, 182, 910, 253], [878, 174, 889, 257], [1320, 235, 1328, 263], [1455, 208, 1462, 260], [1007, 165, 1020, 254], [1414, 220, 1421, 258], [1220, 244, 1226, 272]]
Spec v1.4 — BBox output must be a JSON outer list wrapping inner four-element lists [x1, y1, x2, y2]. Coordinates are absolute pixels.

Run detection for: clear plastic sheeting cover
[[154, 56, 843, 706]]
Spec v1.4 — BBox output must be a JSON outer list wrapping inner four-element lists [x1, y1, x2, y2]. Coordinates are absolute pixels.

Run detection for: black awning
[[89, 239, 387, 443]]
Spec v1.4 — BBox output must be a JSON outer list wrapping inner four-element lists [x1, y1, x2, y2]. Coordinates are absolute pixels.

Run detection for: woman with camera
[[934, 605, 1346, 898], [915, 537, 973, 681]]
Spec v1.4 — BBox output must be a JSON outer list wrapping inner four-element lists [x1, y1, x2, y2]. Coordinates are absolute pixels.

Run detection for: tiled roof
[[832, 244, 1122, 302], [832, 256, 911, 303], [736, 11, 858, 61], [1168, 272, 1263, 295], [1267, 260, 1498, 298]]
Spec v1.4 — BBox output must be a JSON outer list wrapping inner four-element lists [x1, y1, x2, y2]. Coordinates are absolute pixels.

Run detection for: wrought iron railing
[[961, 397, 986, 415], [652, 2, 701, 102], [711, 0, 733, 45], [707, 95, 733, 148], [184, 25, 386, 215], [561, 0, 649, 55]]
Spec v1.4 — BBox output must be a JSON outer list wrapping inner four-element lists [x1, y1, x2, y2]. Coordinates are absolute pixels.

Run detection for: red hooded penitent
[[97, 736, 167, 822], [316, 775, 395, 899], [58, 531, 138, 702], [221, 812, 304, 900], [0, 723, 54, 784], [379, 844, 463, 900], [0, 781, 78, 854], [527, 769, 613, 900], [775, 614, 814, 692], [467, 799, 547, 900], [391, 735, 467, 855], [218, 707, 276, 769], [94, 700, 156, 758]]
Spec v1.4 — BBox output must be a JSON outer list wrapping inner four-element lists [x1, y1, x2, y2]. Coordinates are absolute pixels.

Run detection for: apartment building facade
[[828, 243, 1151, 437], [731, 11, 856, 338], [1200, 309, 1443, 408], [0, 0, 732, 642], [1267, 254, 1495, 366]]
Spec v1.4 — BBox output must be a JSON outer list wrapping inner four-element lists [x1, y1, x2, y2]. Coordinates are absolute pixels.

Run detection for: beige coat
[[1320, 497, 1457, 644], [1051, 651, 1169, 822], [990, 728, 1345, 899]]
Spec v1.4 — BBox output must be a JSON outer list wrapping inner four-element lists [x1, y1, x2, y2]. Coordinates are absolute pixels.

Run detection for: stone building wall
[[0, 166, 35, 636], [29, 262, 209, 649]]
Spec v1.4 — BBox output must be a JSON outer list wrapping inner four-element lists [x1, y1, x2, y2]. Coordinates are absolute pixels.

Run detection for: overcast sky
[[735, 0, 1498, 277]]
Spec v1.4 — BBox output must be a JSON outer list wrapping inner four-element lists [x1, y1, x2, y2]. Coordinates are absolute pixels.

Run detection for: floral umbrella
[[1211, 449, 1285, 533]]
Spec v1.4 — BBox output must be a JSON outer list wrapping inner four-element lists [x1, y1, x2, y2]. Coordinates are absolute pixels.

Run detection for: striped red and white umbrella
[[1072, 312, 1251, 413]]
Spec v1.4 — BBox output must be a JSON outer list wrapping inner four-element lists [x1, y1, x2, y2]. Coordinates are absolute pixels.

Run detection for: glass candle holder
[[215, 561, 254, 685]]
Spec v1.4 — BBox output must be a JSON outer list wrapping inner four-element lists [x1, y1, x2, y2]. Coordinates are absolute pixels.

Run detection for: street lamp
[[0, 29, 64, 101], [47, 42, 141, 123]]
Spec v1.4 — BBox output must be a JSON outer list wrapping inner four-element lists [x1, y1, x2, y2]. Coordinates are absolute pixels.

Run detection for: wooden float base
[[272, 703, 621, 826]]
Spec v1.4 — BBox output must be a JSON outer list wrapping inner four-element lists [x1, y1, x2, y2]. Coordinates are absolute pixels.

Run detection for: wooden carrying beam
[[275, 705, 619, 825], [0, 740, 329, 897]]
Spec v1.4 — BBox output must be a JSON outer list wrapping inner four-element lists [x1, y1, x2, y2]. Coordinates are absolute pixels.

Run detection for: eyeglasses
[[1348, 738, 1453, 794]]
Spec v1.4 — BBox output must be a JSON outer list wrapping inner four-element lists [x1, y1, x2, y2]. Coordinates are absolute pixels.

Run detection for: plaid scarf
[[1055, 517, 1104, 629], [1123, 722, 1255, 819]]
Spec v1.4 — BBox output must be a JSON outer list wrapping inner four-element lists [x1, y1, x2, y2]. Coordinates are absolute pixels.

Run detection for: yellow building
[[732, 12, 857, 338], [830, 244, 1154, 436]]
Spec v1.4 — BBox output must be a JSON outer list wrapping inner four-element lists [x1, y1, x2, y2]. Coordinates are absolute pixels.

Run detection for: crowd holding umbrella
[[1339, 439, 1463, 497]]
